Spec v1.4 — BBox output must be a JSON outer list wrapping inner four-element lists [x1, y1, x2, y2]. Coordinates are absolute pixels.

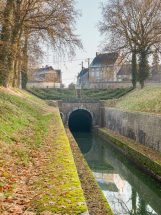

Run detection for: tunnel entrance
[[68, 109, 92, 132]]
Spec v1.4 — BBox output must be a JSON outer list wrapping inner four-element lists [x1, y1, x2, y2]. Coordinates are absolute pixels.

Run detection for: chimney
[[96, 52, 100, 56]]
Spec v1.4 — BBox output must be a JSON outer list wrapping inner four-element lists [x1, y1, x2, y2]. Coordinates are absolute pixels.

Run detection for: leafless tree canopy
[[98, 0, 161, 55], [0, 0, 82, 88], [98, 0, 161, 88]]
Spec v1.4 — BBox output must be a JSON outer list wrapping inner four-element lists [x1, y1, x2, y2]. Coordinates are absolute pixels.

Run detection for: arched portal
[[68, 109, 92, 132]]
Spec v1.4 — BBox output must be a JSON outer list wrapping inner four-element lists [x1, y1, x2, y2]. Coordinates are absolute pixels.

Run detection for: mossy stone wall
[[93, 127, 161, 181], [104, 108, 161, 152]]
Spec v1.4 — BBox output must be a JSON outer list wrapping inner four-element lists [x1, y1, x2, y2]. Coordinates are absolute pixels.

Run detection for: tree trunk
[[138, 51, 149, 89], [4, 56, 14, 88], [0, 0, 14, 86], [132, 51, 137, 88], [17, 60, 22, 88], [21, 30, 29, 89], [140, 81, 144, 89], [12, 60, 18, 87], [12, 33, 23, 88]]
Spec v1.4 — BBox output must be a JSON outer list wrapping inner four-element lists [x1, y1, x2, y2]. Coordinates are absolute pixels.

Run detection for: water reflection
[[72, 132, 161, 215]]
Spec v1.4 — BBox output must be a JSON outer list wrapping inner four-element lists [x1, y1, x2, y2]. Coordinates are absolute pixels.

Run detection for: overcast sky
[[45, 0, 107, 87]]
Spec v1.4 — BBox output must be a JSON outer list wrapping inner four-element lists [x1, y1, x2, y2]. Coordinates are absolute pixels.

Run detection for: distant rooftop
[[90, 52, 119, 68], [78, 68, 89, 77], [33, 66, 54, 75]]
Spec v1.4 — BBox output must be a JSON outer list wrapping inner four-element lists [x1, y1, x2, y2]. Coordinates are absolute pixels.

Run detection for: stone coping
[[61, 98, 100, 103], [93, 126, 161, 181], [66, 127, 114, 215]]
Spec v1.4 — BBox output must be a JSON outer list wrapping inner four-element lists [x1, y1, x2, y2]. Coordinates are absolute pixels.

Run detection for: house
[[76, 52, 135, 88], [116, 64, 132, 82], [89, 52, 123, 83], [148, 65, 161, 82], [77, 68, 89, 87], [27, 66, 62, 88]]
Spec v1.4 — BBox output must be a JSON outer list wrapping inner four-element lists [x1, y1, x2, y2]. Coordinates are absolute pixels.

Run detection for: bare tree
[[0, 0, 82, 88], [98, 0, 161, 88]]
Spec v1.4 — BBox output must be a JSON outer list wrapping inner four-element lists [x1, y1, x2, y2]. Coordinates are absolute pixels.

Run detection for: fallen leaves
[[0, 107, 88, 214], [66, 127, 113, 215]]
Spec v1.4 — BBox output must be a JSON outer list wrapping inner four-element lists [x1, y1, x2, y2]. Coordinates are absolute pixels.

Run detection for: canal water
[[72, 131, 161, 215]]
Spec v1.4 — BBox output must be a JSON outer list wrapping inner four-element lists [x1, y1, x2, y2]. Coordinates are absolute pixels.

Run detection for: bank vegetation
[[0, 87, 88, 214], [105, 86, 161, 114]]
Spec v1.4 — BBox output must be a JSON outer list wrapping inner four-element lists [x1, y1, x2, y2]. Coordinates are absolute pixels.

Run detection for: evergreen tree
[[132, 51, 138, 88], [138, 51, 150, 89]]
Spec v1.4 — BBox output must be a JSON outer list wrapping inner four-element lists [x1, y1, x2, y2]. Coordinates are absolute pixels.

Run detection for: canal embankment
[[0, 87, 88, 214], [101, 86, 161, 152], [72, 131, 161, 215], [65, 127, 114, 215], [102, 108, 161, 152], [93, 126, 161, 181], [96, 86, 161, 181]]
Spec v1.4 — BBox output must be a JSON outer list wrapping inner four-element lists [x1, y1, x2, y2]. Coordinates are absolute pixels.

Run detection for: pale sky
[[45, 0, 107, 87]]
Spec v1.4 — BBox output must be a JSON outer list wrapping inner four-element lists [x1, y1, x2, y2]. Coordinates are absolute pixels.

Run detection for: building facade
[[77, 68, 89, 88], [89, 52, 122, 83], [27, 66, 62, 88]]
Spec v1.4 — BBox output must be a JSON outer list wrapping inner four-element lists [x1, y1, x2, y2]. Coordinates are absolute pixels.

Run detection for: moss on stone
[[93, 127, 161, 181], [66, 127, 114, 215], [30, 109, 88, 214]]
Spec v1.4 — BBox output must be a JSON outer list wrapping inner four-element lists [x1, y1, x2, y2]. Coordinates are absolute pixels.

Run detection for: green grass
[[82, 87, 133, 100], [12, 87, 49, 107], [0, 90, 44, 142], [105, 86, 161, 113], [27, 88, 77, 100], [0, 88, 88, 214], [27, 87, 133, 100]]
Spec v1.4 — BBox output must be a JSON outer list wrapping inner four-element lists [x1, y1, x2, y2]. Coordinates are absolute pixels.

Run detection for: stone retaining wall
[[26, 82, 60, 88], [104, 108, 161, 152]]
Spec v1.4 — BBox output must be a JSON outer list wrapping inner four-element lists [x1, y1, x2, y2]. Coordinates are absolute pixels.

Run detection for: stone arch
[[67, 106, 95, 127]]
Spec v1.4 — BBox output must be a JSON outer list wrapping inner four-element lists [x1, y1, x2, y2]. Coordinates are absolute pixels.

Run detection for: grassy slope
[[0, 88, 88, 214], [27, 88, 77, 100], [82, 87, 133, 100], [27, 87, 133, 100], [105, 86, 161, 113]]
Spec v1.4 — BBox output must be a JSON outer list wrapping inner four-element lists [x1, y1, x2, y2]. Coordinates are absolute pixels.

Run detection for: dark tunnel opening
[[68, 109, 92, 132]]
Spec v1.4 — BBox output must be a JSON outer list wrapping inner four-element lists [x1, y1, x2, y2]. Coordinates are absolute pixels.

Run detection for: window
[[96, 71, 99, 76], [91, 71, 95, 76]]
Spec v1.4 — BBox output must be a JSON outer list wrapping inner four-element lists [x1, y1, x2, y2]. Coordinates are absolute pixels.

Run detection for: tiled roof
[[90, 52, 119, 67], [32, 66, 57, 82], [117, 64, 132, 75], [33, 66, 54, 75], [78, 68, 89, 77]]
